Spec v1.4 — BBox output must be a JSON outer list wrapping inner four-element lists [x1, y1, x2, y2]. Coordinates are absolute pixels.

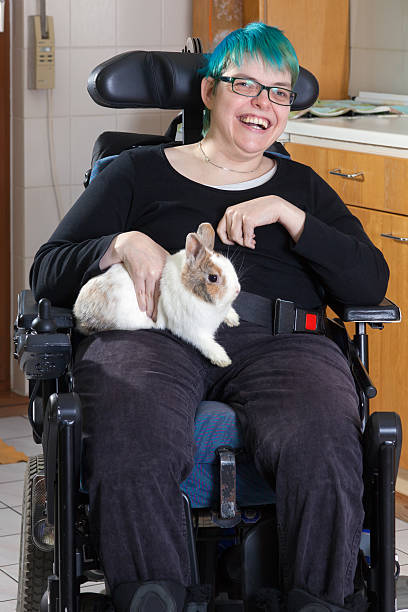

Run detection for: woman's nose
[[252, 89, 272, 108]]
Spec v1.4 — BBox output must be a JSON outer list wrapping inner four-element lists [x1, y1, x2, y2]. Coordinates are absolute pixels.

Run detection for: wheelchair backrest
[[87, 50, 319, 144]]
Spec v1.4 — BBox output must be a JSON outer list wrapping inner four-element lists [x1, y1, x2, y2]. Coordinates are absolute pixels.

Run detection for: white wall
[[349, 0, 408, 96], [11, 0, 192, 393]]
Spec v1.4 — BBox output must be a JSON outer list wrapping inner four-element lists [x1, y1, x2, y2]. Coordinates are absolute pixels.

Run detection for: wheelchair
[[13, 48, 403, 612]]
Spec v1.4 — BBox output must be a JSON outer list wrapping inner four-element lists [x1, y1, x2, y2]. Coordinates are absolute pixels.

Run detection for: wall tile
[[12, 187, 25, 259], [116, 111, 163, 135], [12, 118, 25, 189], [350, 0, 404, 52], [24, 187, 72, 258], [70, 47, 118, 116], [70, 115, 117, 184], [24, 117, 71, 187], [349, 48, 407, 96], [162, 0, 192, 48], [161, 110, 183, 136], [12, 48, 24, 119], [71, 184, 85, 205], [116, 0, 162, 47], [70, 0, 115, 48], [12, 0, 26, 50]]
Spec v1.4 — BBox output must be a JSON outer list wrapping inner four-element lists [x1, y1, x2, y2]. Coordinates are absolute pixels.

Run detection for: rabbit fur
[[73, 223, 241, 367]]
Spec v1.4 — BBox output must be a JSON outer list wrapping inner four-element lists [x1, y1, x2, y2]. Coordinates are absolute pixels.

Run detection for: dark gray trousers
[[73, 322, 364, 607]]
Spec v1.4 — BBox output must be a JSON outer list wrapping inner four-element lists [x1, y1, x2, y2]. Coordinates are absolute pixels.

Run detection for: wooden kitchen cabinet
[[285, 142, 408, 468], [244, 0, 349, 99]]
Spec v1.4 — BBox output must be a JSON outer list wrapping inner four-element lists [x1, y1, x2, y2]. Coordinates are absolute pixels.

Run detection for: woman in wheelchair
[[30, 22, 389, 612]]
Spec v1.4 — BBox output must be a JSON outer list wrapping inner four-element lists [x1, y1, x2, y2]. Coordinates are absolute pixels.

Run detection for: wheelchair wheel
[[17, 455, 54, 612]]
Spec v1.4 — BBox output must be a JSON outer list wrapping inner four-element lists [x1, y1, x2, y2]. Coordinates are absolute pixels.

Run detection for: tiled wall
[[11, 0, 192, 393], [349, 0, 408, 96]]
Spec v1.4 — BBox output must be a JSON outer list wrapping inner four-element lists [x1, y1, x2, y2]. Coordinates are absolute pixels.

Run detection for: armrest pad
[[17, 290, 74, 330], [329, 297, 401, 323]]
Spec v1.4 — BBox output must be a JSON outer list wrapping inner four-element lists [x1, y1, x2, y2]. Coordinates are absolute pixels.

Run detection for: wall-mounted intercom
[[28, 14, 55, 89]]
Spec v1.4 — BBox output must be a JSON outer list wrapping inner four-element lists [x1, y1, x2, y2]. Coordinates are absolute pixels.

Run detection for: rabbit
[[73, 222, 241, 367]]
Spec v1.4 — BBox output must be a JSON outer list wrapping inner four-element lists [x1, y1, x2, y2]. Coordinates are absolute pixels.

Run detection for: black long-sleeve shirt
[[30, 144, 389, 310]]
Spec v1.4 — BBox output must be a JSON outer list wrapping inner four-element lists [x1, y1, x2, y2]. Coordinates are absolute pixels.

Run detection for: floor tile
[[0, 463, 26, 484], [397, 549, 408, 566], [397, 518, 408, 532], [0, 416, 32, 440], [0, 570, 18, 601], [0, 534, 20, 566], [0, 600, 18, 611], [0, 508, 21, 537], [0, 481, 24, 507], [397, 530, 408, 554], [0, 564, 19, 581], [2, 436, 40, 458]]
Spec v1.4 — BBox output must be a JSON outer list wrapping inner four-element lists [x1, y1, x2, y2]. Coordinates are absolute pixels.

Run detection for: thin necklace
[[198, 140, 263, 174]]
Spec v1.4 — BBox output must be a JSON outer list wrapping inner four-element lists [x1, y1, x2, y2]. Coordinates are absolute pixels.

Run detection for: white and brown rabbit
[[73, 223, 240, 367]]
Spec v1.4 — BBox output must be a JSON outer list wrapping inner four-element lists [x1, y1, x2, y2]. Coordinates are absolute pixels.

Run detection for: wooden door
[[0, 0, 10, 392]]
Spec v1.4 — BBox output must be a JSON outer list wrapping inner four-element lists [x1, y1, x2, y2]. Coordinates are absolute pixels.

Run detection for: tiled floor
[[1, 415, 408, 610]]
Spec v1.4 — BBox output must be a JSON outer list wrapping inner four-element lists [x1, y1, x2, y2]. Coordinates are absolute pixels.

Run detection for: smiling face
[[201, 55, 292, 160]]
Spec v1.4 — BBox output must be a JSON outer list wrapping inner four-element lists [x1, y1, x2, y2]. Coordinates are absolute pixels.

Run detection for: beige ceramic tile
[[349, 48, 405, 97], [24, 117, 71, 187], [70, 115, 117, 184], [0, 569, 18, 601], [0, 601, 18, 612], [162, 0, 192, 48], [23, 186, 71, 258], [0, 534, 20, 566], [0, 509, 22, 538], [70, 47, 118, 116], [117, 111, 163, 135], [116, 0, 162, 48], [70, 0, 115, 47], [350, 0, 405, 52]]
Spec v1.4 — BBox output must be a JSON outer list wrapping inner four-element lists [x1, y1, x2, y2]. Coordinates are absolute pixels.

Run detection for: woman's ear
[[201, 77, 216, 110]]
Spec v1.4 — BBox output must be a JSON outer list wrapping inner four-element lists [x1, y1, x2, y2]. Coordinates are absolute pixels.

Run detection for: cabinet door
[[260, 0, 349, 99], [348, 205, 408, 468], [285, 142, 408, 215]]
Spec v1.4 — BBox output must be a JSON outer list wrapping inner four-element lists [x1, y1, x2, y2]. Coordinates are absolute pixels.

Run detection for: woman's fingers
[[151, 282, 161, 322], [217, 215, 235, 245], [144, 270, 158, 319]]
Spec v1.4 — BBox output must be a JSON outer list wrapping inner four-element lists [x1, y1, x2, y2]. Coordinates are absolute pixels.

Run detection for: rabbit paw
[[209, 346, 232, 368], [224, 307, 240, 327]]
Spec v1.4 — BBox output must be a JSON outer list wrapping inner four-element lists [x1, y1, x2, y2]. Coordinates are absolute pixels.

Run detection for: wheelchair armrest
[[17, 289, 74, 331], [329, 297, 401, 324], [14, 290, 74, 380]]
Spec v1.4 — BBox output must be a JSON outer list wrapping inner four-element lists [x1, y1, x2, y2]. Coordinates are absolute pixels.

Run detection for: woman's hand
[[100, 231, 169, 321], [217, 195, 306, 248]]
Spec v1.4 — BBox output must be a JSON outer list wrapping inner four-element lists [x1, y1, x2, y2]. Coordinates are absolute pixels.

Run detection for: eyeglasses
[[217, 76, 297, 106]]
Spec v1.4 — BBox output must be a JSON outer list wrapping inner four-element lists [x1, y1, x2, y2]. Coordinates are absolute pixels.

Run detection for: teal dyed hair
[[201, 22, 299, 135]]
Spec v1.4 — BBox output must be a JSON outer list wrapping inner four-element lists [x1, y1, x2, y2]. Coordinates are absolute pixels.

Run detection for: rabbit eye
[[208, 274, 218, 283]]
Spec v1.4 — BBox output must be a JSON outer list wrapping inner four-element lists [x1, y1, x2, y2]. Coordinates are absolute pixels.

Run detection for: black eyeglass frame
[[217, 76, 297, 106]]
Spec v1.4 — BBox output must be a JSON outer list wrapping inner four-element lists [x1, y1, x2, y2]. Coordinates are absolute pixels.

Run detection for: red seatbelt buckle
[[305, 313, 318, 331]]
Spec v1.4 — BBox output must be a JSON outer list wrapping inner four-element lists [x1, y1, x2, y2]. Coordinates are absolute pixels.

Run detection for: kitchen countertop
[[282, 115, 408, 149]]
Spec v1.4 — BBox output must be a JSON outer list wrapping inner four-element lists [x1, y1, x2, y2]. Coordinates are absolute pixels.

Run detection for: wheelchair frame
[[14, 287, 401, 612], [13, 48, 403, 612]]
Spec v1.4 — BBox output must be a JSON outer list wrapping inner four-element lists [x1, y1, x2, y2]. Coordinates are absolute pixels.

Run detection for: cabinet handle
[[329, 168, 364, 181], [381, 233, 408, 243]]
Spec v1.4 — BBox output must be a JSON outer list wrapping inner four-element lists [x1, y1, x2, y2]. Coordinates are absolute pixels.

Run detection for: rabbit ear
[[185, 232, 206, 264], [197, 223, 215, 251]]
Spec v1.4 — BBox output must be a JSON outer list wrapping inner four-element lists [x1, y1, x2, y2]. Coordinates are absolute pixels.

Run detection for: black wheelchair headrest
[[88, 50, 319, 112]]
